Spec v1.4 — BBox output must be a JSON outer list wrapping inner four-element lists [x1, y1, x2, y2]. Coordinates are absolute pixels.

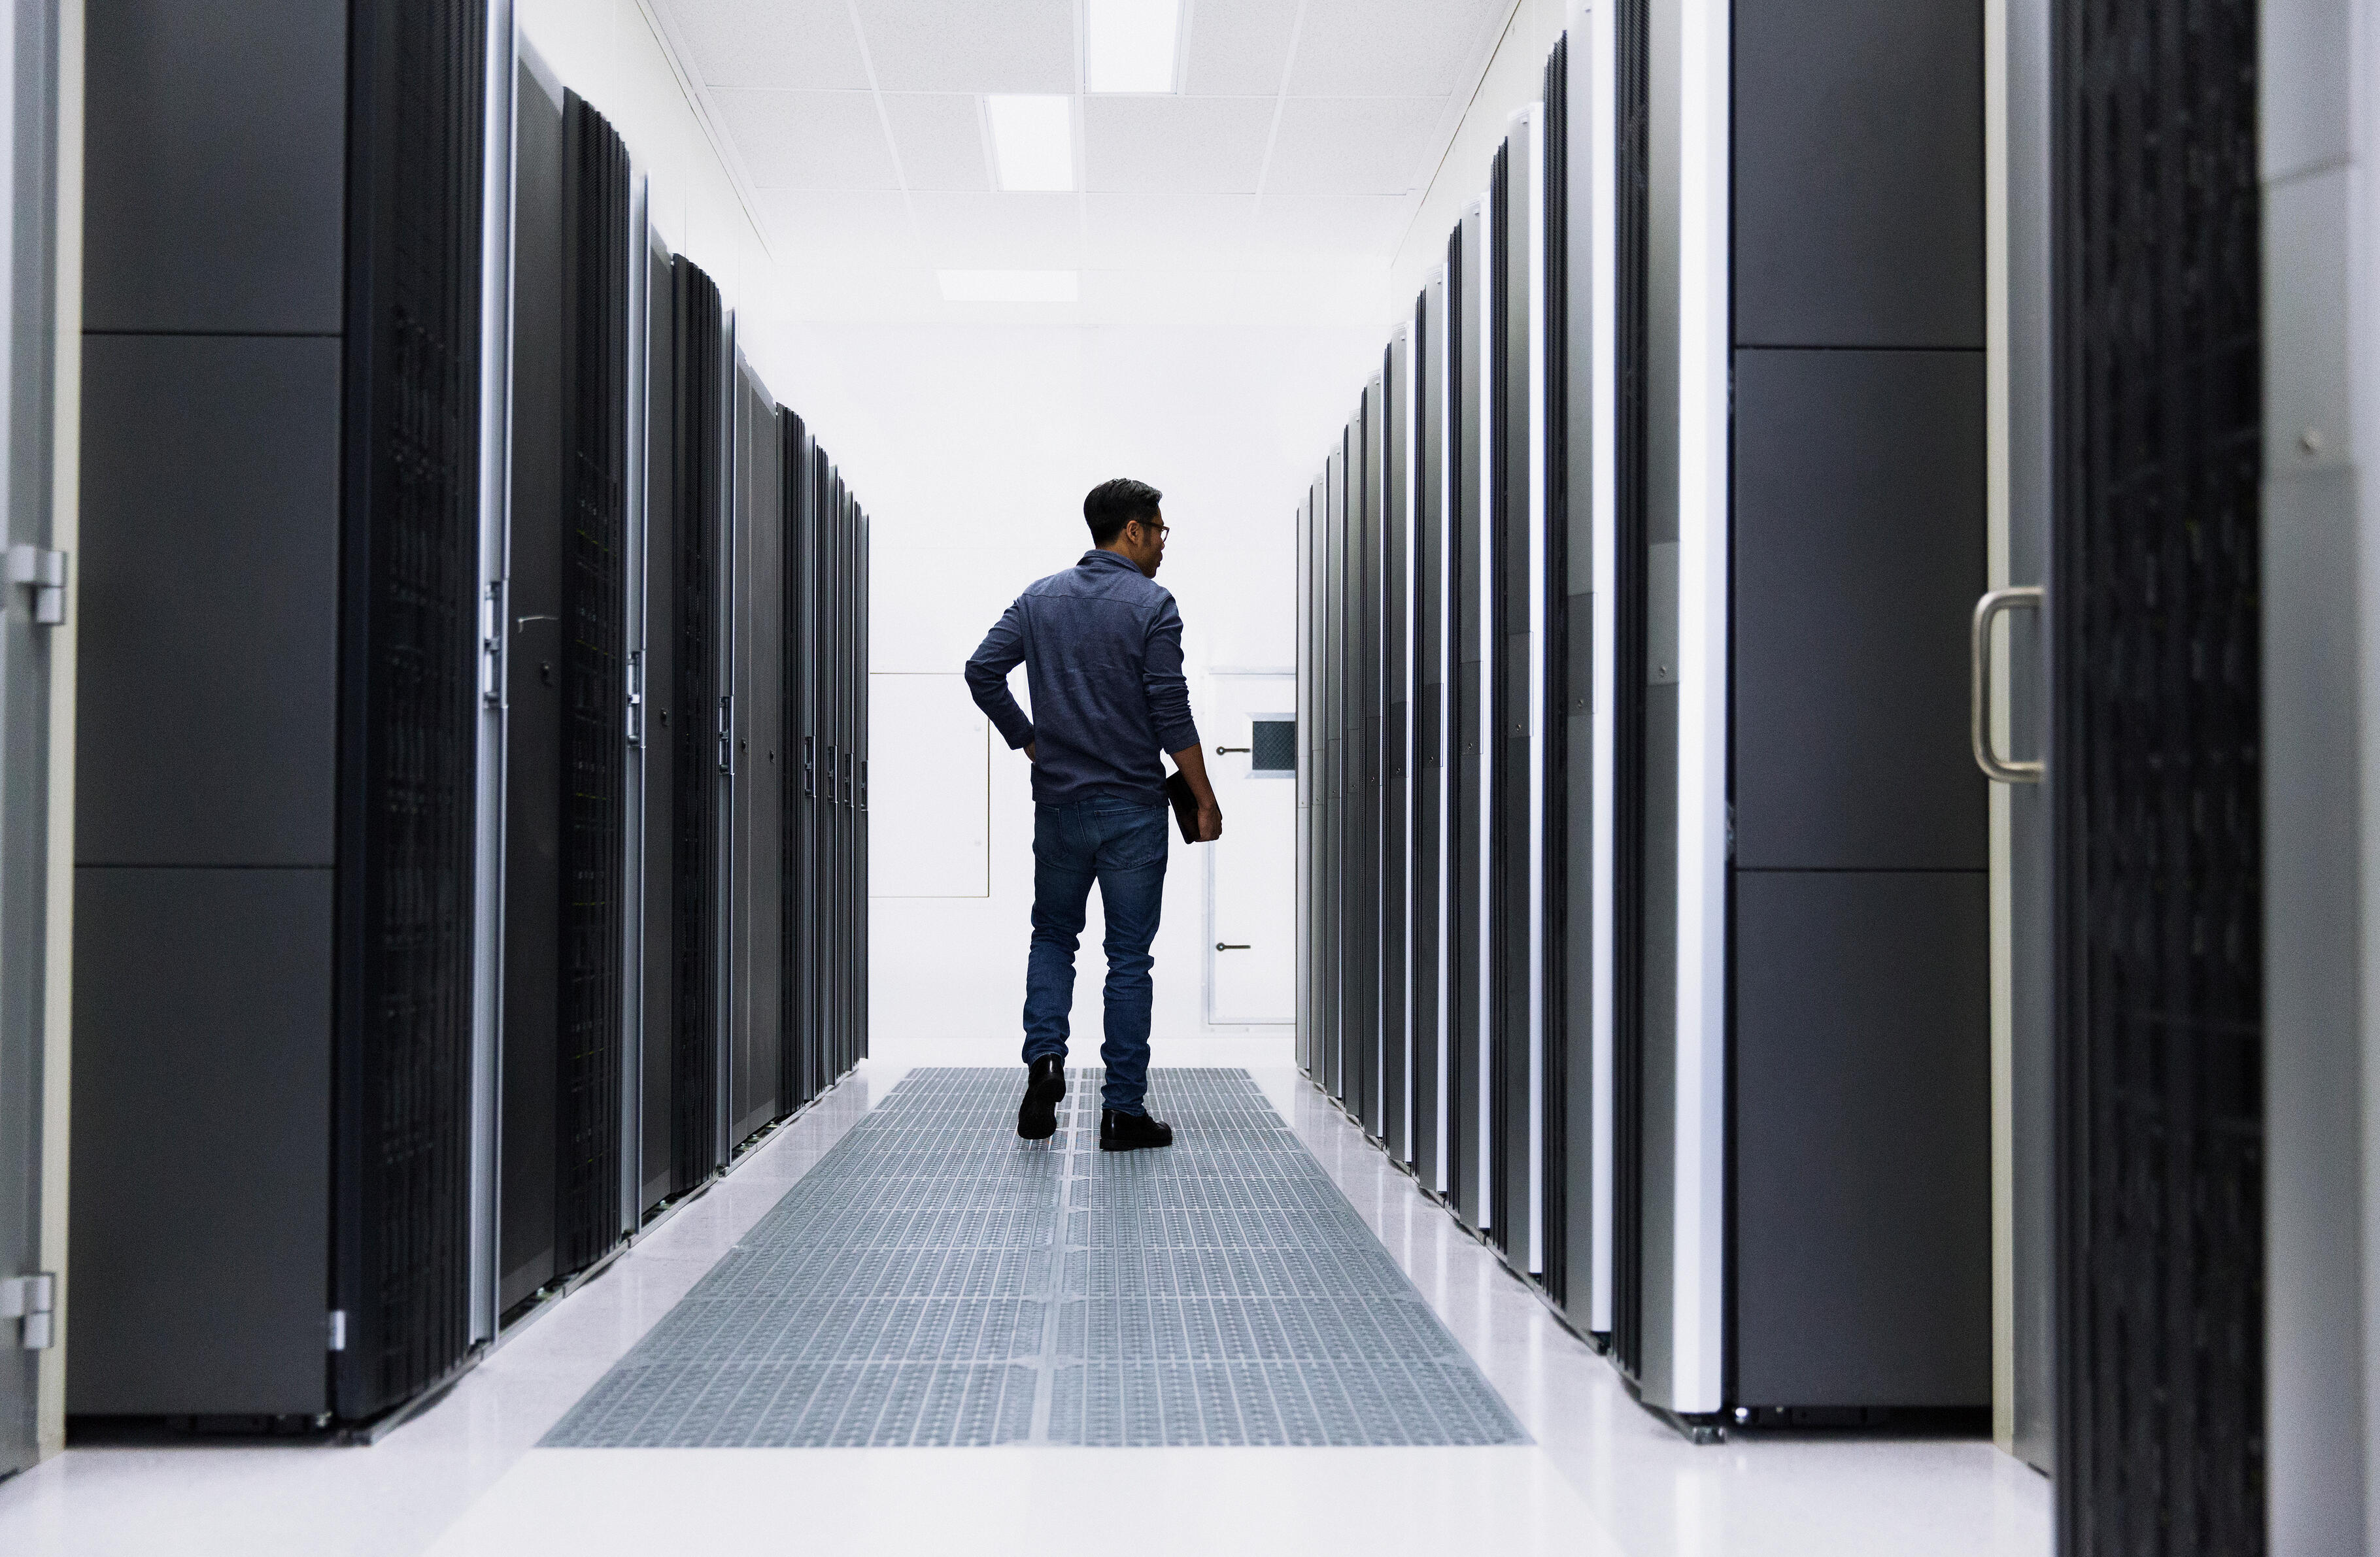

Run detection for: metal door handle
[[1215, 943, 1251, 952], [1971, 586, 2045, 784], [1215, 746, 1250, 754]]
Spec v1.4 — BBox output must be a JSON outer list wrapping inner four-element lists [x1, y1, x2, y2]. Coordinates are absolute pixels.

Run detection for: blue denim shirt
[[964, 549, 1201, 807]]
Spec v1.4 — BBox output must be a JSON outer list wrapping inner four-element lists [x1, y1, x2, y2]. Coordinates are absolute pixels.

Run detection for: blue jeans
[[1021, 799, 1170, 1114]]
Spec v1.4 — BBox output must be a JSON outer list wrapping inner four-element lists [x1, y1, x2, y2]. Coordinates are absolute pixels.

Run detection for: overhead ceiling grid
[[652, 0, 1515, 303]]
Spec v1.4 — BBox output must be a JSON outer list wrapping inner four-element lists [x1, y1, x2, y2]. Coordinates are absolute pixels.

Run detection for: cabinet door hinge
[[7, 546, 66, 626], [1, 1272, 56, 1349]]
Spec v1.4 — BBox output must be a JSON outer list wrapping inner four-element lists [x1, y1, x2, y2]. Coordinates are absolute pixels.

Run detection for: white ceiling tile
[[661, 0, 874, 90], [911, 192, 1085, 267], [855, 0, 1078, 92], [1251, 195, 1414, 263], [1083, 194, 1260, 267], [883, 94, 991, 191], [1287, 0, 1508, 97], [1182, 0, 1297, 95], [757, 189, 919, 267], [714, 90, 898, 190], [1263, 97, 1442, 195], [1085, 97, 1274, 193]]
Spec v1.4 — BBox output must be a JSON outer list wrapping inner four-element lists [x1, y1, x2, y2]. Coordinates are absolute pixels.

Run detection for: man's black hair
[[1084, 477, 1164, 546]]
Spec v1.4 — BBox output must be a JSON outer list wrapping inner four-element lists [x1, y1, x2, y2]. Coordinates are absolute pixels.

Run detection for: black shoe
[[1016, 1056, 1066, 1140], [1099, 1107, 1174, 1152]]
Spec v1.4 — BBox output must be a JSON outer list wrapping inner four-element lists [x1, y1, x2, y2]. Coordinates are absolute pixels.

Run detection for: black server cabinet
[[1726, 0, 1988, 1420], [499, 69, 631, 1315], [663, 257, 728, 1196], [847, 507, 866, 1066], [823, 471, 848, 1079], [1609, 0, 1652, 1380], [1298, 478, 1323, 1082], [729, 356, 783, 1147], [1486, 140, 1525, 1269], [1542, 24, 1599, 1343], [1546, 28, 1599, 1331], [73, 0, 487, 1424], [1449, 207, 1489, 1234], [1319, 444, 1343, 1098], [636, 230, 677, 1214], [799, 441, 829, 1101], [1414, 278, 1449, 1194], [1489, 108, 1549, 1281], [1357, 378, 1386, 1139], [1380, 334, 1412, 1164], [777, 410, 815, 1113]]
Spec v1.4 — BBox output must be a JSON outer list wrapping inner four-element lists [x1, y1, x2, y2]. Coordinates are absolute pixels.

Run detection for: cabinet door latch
[[7, 546, 66, 626], [1, 1272, 56, 1349]]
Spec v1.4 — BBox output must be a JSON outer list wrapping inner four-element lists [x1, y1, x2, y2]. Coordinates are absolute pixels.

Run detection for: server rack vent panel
[[777, 410, 811, 1112], [2052, 0, 2264, 1544], [334, 0, 488, 1420], [556, 91, 632, 1276], [667, 258, 725, 1194]]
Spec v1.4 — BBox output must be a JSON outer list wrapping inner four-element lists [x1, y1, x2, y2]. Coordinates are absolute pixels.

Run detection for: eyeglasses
[[1134, 518, 1170, 539]]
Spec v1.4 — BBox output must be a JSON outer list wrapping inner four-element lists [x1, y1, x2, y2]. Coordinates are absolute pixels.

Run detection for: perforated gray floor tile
[[543, 1067, 1526, 1448]]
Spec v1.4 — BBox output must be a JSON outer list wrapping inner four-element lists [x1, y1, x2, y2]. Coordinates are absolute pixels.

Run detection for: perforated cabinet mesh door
[[555, 90, 632, 1280], [334, 0, 486, 1422], [2052, 0, 2264, 1546]]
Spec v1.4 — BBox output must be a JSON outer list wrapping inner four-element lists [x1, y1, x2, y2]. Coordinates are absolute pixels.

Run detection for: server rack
[[1618, 0, 1990, 1428], [73, 0, 490, 1424], [636, 227, 678, 1214], [729, 354, 784, 1147], [1450, 201, 1490, 1235], [1415, 275, 1451, 1196], [662, 258, 728, 1197], [1488, 112, 1551, 1278], [1357, 377, 1387, 1139], [498, 60, 632, 1316], [1321, 444, 1344, 1099], [777, 410, 813, 1114], [1381, 331, 1413, 1164]]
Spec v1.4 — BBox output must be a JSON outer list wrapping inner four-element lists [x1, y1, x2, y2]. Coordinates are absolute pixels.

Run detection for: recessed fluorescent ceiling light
[[1085, 0, 1179, 92], [938, 270, 1080, 303], [985, 95, 1074, 191]]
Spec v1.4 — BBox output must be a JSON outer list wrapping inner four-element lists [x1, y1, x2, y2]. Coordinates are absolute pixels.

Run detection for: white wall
[[516, 0, 791, 392], [765, 316, 1383, 1069], [1388, 0, 1570, 312]]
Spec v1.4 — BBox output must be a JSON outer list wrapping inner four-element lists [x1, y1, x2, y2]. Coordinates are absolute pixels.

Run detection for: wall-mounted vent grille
[[1251, 719, 1296, 772]]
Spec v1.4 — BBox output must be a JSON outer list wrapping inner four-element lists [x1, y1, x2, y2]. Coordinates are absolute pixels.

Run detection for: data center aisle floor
[[542, 1067, 1525, 1448], [0, 1060, 2052, 1557]]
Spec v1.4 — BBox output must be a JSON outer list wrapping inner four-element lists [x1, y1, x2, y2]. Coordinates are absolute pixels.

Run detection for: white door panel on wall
[[871, 673, 989, 897], [1206, 671, 1298, 1024]]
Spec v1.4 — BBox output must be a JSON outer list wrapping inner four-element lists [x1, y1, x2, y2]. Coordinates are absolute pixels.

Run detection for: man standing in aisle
[[964, 478, 1223, 1150]]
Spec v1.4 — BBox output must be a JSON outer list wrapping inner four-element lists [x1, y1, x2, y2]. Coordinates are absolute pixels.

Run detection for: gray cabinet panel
[[84, 0, 347, 335], [67, 867, 332, 1416], [1732, 870, 1991, 1407], [1733, 0, 1983, 348], [78, 334, 341, 867], [1733, 349, 1986, 871]]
